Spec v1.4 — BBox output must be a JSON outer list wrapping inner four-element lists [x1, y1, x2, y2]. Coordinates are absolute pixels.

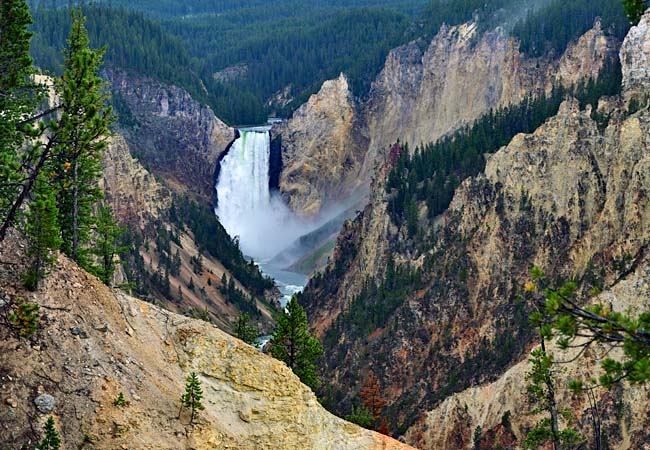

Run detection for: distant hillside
[[29, 0, 628, 124]]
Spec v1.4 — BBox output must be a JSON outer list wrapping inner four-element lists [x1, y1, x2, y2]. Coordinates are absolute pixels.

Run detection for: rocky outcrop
[[105, 69, 235, 199], [279, 22, 618, 217], [279, 74, 368, 217], [620, 9, 650, 91], [0, 247, 414, 450]]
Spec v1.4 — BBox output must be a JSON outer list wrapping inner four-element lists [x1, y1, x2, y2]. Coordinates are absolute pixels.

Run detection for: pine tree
[[179, 371, 205, 424], [622, 0, 647, 24], [360, 373, 387, 420], [49, 8, 112, 265], [163, 267, 171, 296], [36, 416, 61, 450], [269, 295, 323, 390], [23, 179, 62, 291], [523, 342, 582, 450], [0, 0, 45, 242], [89, 204, 127, 285], [233, 312, 259, 345], [113, 392, 127, 407], [345, 404, 375, 429], [171, 249, 181, 276]]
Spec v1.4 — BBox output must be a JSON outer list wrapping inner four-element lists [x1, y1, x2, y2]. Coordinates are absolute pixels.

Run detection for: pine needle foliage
[[528, 267, 650, 387], [180, 371, 205, 424], [23, 179, 62, 291], [36, 416, 61, 450], [622, 0, 648, 24], [269, 295, 323, 391]]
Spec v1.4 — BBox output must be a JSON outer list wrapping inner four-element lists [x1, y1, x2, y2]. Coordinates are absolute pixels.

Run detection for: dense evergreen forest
[[32, 0, 428, 19], [512, 0, 630, 57], [28, 0, 629, 124]]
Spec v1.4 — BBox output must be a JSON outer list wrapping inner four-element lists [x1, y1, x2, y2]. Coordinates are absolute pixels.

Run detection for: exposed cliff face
[[104, 69, 235, 200], [0, 246, 414, 450], [364, 20, 617, 181], [301, 13, 650, 444], [620, 10, 650, 92], [279, 74, 368, 217], [101, 135, 172, 230], [279, 22, 618, 217], [306, 99, 650, 436]]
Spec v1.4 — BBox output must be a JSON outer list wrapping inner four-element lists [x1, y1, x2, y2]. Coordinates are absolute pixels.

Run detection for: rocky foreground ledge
[[0, 246, 414, 450]]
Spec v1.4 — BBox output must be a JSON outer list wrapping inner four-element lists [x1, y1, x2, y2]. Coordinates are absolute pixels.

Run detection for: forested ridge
[[28, 0, 629, 125]]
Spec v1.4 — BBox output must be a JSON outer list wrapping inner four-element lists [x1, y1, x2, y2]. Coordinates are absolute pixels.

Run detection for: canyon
[[3, 3, 650, 449]]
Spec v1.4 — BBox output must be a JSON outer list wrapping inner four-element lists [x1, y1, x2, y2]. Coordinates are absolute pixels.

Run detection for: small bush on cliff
[[113, 392, 127, 407], [179, 371, 205, 424], [8, 301, 39, 339], [345, 404, 375, 429], [36, 416, 61, 450]]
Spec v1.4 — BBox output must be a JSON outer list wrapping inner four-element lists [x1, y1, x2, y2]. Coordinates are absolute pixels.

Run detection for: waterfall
[[215, 126, 305, 261]]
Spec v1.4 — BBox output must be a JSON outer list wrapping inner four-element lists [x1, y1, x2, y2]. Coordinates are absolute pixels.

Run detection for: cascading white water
[[215, 126, 307, 261]]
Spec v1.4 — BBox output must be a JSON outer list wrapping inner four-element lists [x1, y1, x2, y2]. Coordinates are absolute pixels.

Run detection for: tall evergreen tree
[[233, 312, 259, 345], [49, 8, 112, 265], [23, 178, 62, 291], [89, 204, 127, 285], [0, 0, 46, 242], [269, 295, 323, 390], [523, 343, 582, 450]]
